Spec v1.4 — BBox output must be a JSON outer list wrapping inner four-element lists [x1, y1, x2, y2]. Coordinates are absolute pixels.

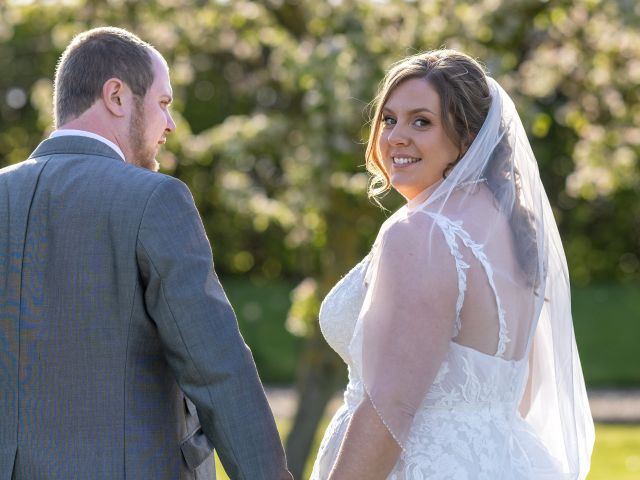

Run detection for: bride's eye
[[414, 118, 431, 127], [382, 116, 396, 127]]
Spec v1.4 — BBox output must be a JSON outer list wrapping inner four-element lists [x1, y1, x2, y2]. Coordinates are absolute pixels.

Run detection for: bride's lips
[[392, 156, 422, 168]]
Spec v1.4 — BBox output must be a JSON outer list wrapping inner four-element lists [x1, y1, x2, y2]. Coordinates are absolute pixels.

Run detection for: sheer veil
[[348, 77, 594, 478]]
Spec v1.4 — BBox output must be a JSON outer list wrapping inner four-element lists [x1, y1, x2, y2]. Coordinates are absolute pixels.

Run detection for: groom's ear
[[102, 78, 133, 118]]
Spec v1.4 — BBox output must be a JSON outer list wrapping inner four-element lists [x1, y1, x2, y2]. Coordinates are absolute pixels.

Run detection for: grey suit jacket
[[0, 136, 291, 480]]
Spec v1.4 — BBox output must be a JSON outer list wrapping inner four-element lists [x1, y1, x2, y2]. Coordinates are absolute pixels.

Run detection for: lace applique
[[425, 214, 469, 337], [427, 213, 510, 357]]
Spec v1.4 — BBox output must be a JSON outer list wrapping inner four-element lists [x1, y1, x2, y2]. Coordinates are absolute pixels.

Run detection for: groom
[[0, 27, 291, 479]]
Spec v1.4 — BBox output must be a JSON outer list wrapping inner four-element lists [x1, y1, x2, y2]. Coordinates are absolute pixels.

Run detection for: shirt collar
[[49, 129, 125, 162]]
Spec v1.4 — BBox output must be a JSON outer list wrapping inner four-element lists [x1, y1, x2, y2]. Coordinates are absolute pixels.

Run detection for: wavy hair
[[365, 50, 538, 285]]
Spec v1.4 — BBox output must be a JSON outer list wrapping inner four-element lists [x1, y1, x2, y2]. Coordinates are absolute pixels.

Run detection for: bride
[[311, 50, 594, 479]]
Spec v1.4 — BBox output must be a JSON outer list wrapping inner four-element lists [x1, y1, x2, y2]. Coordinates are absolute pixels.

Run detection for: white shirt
[[49, 129, 125, 162]]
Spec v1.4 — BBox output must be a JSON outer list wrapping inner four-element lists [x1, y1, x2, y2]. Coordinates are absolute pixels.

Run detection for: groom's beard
[[129, 100, 160, 172]]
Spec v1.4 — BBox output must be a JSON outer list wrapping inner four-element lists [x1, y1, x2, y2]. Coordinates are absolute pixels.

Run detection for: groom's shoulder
[[110, 163, 189, 199], [103, 168, 196, 226]]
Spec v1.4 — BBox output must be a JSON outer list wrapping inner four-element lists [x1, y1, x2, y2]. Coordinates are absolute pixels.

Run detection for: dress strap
[[425, 213, 469, 338], [426, 213, 510, 357]]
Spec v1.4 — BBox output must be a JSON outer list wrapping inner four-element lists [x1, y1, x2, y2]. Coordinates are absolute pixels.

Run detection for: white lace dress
[[310, 213, 564, 479]]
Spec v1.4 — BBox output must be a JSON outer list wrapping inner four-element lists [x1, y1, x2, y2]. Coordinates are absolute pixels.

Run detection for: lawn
[[588, 424, 640, 479], [213, 422, 640, 479]]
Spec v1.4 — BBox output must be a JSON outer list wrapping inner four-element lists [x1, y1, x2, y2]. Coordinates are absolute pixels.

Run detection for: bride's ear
[[461, 134, 476, 157]]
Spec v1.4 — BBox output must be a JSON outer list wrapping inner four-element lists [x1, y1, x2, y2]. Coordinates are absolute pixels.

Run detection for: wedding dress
[[310, 78, 593, 479], [312, 204, 560, 479]]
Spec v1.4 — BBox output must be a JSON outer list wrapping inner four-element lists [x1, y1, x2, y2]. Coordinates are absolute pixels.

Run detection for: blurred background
[[1, 0, 638, 478]]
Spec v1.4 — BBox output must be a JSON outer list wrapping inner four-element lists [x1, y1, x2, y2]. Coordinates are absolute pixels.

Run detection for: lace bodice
[[319, 214, 527, 408], [312, 214, 562, 479], [319, 255, 369, 367], [319, 252, 525, 408]]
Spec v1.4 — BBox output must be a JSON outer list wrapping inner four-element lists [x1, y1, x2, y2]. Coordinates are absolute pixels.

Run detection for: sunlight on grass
[[588, 424, 640, 479], [213, 422, 640, 479]]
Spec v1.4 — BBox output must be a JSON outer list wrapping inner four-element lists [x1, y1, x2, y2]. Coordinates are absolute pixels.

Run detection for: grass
[[588, 424, 640, 479], [213, 421, 640, 479]]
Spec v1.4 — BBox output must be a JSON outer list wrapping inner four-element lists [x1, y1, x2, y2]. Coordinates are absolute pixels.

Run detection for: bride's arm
[[327, 213, 460, 479], [327, 395, 401, 479], [519, 345, 535, 417]]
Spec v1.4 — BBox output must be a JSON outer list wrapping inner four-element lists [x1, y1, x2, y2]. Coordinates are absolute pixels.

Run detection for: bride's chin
[[389, 180, 415, 197], [392, 187, 417, 201]]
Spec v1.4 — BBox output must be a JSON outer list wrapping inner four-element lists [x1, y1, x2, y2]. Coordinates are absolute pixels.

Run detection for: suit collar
[[29, 135, 125, 163], [49, 129, 125, 160]]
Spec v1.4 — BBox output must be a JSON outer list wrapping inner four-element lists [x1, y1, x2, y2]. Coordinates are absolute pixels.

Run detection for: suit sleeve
[[136, 176, 291, 480]]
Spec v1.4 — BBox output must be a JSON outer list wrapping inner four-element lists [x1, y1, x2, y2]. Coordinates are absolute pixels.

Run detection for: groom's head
[[54, 27, 175, 171]]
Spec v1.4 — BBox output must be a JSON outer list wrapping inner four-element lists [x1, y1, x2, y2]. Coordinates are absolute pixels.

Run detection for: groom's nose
[[165, 111, 176, 134]]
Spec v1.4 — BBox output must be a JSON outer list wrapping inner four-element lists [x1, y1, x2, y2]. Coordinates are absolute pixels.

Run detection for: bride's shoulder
[[370, 208, 459, 296], [375, 208, 452, 260]]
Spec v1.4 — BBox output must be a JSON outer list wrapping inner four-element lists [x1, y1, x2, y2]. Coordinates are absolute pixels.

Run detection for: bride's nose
[[387, 124, 410, 146]]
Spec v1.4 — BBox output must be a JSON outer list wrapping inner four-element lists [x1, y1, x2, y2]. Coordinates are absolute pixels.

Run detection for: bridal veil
[[348, 75, 595, 479]]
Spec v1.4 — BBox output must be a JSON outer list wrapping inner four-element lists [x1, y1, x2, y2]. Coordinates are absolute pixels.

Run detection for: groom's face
[[128, 52, 175, 172]]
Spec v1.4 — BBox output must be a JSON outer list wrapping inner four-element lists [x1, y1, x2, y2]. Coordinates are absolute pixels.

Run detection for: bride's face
[[378, 78, 460, 201]]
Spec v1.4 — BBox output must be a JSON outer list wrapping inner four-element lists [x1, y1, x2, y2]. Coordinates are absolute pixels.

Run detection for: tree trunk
[[285, 335, 344, 479]]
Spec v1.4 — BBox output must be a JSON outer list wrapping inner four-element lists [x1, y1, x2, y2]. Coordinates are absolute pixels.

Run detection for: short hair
[[53, 27, 156, 126]]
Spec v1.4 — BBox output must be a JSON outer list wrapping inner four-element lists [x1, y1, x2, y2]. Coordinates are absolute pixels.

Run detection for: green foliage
[[286, 277, 321, 338], [1, 0, 638, 326], [221, 275, 302, 383], [4, 4, 638, 472]]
